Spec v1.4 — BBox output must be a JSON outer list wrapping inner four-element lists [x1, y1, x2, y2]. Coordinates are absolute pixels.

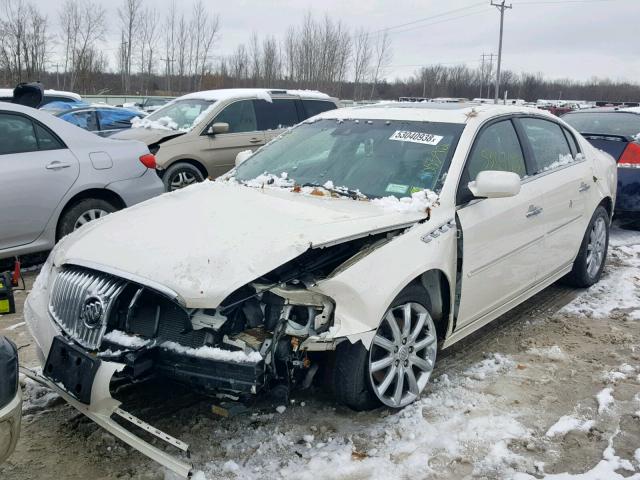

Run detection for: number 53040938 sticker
[[389, 130, 443, 145]]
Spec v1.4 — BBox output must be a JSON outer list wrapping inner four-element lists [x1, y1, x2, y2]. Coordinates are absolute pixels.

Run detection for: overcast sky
[[37, 0, 640, 83]]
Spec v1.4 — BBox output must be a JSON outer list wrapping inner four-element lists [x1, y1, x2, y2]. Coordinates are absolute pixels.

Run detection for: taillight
[[619, 142, 640, 168], [139, 153, 156, 169]]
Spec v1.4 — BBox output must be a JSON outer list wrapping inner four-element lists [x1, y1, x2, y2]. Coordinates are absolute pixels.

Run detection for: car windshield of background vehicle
[[140, 99, 215, 131], [563, 112, 640, 138], [234, 118, 465, 198]]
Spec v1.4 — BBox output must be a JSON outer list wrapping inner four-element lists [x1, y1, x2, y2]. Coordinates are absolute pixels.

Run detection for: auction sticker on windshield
[[389, 130, 443, 145]]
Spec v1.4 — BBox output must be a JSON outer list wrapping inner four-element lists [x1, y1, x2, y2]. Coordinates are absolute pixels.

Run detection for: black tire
[[163, 162, 205, 192], [333, 284, 432, 411], [564, 205, 610, 288], [57, 198, 117, 240]]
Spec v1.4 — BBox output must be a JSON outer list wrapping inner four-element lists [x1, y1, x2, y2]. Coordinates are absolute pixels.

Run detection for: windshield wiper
[[300, 182, 367, 200]]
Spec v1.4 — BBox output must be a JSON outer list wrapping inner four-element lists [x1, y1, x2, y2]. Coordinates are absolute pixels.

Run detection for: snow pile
[[242, 172, 294, 189], [103, 330, 153, 349], [596, 387, 614, 414], [527, 345, 568, 361], [603, 364, 636, 384], [545, 415, 594, 437], [561, 234, 640, 320], [131, 115, 179, 131], [195, 352, 531, 479], [22, 375, 60, 415], [160, 341, 262, 364], [372, 189, 439, 214]]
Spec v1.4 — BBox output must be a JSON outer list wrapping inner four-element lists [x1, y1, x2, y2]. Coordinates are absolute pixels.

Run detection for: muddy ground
[[1, 227, 639, 479]]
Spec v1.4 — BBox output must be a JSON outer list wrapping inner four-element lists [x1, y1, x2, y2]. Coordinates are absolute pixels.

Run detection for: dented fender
[[309, 208, 458, 348]]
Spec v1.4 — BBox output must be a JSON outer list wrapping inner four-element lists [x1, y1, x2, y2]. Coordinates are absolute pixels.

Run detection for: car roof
[[0, 88, 81, 101], [177, 88, 334, 103], [564, 106, 640, 115], [314, 101, 558, 124]]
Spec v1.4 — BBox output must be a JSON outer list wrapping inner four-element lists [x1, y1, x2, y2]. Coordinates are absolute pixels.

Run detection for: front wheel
[[163, 162, 205, 192], [334, 285, 438, 410], [565, 205, 610, 287]]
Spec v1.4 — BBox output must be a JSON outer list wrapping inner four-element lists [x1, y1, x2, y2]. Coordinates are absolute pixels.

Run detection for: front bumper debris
[[21, 362, 192, 478]]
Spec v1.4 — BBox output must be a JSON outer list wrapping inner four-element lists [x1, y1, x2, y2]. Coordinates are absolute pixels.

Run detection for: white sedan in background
[[24, 102, 615, 477], [0, 102, 164, 260]]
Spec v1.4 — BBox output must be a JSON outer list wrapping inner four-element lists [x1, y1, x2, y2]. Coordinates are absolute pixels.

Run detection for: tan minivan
[[112, 88, 339, 191]]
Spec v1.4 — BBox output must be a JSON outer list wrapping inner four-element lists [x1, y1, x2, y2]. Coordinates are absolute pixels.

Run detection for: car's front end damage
[[23, 180, 432, 477]]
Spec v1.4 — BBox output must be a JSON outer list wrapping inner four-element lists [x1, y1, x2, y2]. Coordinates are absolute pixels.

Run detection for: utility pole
[[486, 53, 495, 99], [479, 53, 485, 99], [491, 0, 512, 104]]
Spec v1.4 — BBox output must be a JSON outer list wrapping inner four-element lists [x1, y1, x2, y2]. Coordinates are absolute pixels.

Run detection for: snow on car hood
[[53, 181, 427, 308]]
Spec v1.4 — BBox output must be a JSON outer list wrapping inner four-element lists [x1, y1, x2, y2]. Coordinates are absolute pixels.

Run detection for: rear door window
[[0, 113, 39, 154], [519, 118, 573, 173], [254, 99, 300, 130], [302, 100, 337, 119], [34, 123, 64, 150], [213, 100, 257, 133]]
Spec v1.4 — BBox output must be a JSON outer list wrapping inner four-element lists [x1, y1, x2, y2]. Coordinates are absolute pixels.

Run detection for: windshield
[[140, 98, 215, 131], [234, 119, 464, 198], [563, 112, 640, 138]]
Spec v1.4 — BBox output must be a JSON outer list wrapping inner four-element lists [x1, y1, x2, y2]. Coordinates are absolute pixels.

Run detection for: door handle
[[46, 161, 71, 170], [578, 182, 591, 192], [526, 205, 543, 218], [248, 137, 262, 144]]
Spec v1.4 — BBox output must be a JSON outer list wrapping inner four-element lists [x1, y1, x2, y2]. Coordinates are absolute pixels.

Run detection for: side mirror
[[207, 122, 229, 135], [468, 170, 521, 199], [235, 150, 253, 167]]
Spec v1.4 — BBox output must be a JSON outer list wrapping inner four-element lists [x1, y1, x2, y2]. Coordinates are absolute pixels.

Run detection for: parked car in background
[[0, 336, 20, 465], [562, 107, 640, 218], [56, 106, 146, 137], [0, 102, 164, 260], [0, 87, 83, 109], [112, 88, 339, 191], [23, 103, 615, 475], [138, 96, 173, 113]]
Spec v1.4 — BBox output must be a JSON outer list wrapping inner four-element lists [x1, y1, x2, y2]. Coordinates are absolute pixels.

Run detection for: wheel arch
[[598, 196, 614, 221], [399, 268, 452, 342], [56, 188, 126, 240]]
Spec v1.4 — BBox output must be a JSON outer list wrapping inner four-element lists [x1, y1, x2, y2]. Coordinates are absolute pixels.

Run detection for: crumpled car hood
[[110, 127, 183, 145], [54, 181, 426, 308]]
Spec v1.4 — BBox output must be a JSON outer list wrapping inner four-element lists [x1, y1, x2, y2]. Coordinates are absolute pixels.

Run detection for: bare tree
[[58, 0, 106, 92], [369, 31, 392, 99], [0, 0, 50, 84], [117, 0, 142, 93], [138, 7, 160, 93], [162, 0, 177, 92], [229, 44, 248, 87], [261, 36, 280, 87], [352, 28, 372, 101]]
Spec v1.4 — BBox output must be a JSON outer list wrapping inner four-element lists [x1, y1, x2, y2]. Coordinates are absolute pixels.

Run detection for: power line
[[371, 2, 486, 34], [372, 8, 492, 38]]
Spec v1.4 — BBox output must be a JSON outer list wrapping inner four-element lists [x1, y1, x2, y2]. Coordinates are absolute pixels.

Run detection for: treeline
[[1, 0, 639, 102]]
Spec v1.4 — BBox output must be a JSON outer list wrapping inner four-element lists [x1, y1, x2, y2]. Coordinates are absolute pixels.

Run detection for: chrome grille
[[49, 266, 127, 350]]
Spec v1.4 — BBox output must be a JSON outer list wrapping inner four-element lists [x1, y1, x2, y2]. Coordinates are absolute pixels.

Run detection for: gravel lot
[[1, 226, 639, 480]]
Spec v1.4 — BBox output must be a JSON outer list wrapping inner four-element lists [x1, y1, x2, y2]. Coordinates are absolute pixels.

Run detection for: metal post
[[491, 1, 512, 104]]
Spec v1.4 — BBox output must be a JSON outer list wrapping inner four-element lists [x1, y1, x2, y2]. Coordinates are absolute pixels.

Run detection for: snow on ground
[[560, 226, 640, 320]]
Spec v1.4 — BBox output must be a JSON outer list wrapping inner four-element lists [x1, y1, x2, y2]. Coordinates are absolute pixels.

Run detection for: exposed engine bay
[[50, 228, 407, 401]]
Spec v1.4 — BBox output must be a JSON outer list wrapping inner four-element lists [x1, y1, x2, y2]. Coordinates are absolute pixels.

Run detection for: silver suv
[[112, 89, 339, 190]]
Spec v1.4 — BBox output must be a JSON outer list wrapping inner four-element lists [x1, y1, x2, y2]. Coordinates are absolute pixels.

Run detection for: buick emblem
[[80, 296, 104, 329]]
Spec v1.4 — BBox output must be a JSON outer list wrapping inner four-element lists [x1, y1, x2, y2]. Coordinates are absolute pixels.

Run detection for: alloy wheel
[[169, 170, 198, 190], [586, 216, 607, 278], [369, 302, 437, 408], [73, 209, 109, 230]]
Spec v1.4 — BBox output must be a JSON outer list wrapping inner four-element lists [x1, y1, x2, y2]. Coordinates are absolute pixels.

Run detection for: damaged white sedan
[[24, 102, 616, 476]]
